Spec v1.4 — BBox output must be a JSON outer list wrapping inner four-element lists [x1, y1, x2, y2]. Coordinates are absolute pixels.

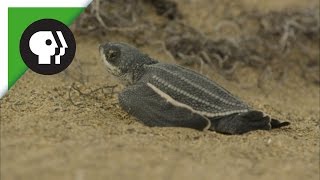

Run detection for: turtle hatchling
[[99, 42, 290, 134]]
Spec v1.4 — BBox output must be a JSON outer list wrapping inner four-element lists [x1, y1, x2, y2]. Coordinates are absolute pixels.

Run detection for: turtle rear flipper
[[271, 118, 290, 128], [209, 111, 273, 134]]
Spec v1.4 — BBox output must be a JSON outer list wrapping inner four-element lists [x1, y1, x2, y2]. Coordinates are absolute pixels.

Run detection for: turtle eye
[[105, 47, 120, 64]]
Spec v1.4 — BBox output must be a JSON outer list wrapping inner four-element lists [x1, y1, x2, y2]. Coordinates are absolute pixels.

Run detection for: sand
[[1, 0, 319, 180]]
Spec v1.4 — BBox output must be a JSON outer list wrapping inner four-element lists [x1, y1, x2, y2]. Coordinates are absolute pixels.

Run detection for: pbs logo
[[20, 19, 76, 75], [29, 31, 68, 65]]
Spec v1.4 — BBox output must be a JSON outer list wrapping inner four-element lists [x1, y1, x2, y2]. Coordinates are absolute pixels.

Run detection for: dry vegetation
[[73, 0, 319, 84]]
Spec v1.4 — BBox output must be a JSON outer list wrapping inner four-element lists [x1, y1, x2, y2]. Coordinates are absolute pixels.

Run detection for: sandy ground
[[1, 0, 319, 180]]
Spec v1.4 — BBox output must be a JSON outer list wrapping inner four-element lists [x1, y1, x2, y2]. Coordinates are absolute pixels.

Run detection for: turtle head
[[99, 42, 157, 83]]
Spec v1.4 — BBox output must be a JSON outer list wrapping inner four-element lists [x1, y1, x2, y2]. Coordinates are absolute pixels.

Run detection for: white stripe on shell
[[147, 82, 249, 118], [152, 75, 223, 111], [147, 83, 211, 131], [147, 65, 247, 108]]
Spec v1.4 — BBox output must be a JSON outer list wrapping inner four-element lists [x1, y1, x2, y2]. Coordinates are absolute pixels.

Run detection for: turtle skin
[[118, 63, 289, 134], [119, 83, 210, 130], [100, 42, 289, 134]]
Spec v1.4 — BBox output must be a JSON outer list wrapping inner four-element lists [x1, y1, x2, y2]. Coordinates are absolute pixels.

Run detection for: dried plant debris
[[73, 0, 319, 85], [74, 0, 144, 34], [163, 8, 319, 83], [74, 0, 178, 35], [68, 83, 117, 107], [145, 0, 180, 20]]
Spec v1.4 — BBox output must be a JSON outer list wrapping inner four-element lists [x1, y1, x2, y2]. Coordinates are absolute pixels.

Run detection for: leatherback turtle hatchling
[[99, 42, 290, 134]]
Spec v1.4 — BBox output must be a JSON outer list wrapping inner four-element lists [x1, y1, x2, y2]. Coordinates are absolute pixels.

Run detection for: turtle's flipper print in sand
[[118, 83, 210, 131]]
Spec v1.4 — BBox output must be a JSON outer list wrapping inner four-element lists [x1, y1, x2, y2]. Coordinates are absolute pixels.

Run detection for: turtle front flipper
[[210, 111, 275, 134], [118, 83, 210, 131]]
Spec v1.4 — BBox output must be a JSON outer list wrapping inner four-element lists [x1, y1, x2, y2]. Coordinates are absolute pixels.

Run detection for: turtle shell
[[141, 63, 251, 118]]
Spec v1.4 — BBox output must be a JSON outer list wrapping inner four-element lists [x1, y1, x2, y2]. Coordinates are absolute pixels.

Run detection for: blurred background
[[74, 0, 319, 88]]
